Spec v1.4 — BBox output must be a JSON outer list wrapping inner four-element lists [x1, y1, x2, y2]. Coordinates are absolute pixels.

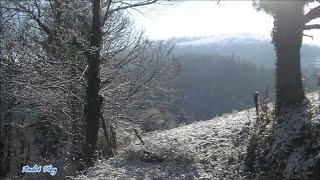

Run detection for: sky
[[130, 1, 320, 46]]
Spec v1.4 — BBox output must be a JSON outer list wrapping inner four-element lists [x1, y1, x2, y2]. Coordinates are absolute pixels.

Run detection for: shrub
[[140, 109, 177, 132], [245, 100, 320, 179], [120, 137, 198, 164]]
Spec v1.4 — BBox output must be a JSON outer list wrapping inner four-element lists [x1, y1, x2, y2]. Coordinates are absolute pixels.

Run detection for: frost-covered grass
[[74, 108, 257, 179], [120, 137, 198, 164], [246, 93, 320, 179], [73, 93, 320, 180]]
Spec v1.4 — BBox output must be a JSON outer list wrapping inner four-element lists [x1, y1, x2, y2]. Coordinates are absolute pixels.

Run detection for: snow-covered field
[[73, 108, 257, 180], [73, 93, 319, 180]]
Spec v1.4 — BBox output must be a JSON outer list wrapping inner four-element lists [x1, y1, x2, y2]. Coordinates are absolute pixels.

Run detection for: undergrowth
[[119, 137, 198, 164], [245, 98, 320, 179]]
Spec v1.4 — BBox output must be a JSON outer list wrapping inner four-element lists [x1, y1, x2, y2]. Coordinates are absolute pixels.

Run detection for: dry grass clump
[[120, 137, 198, 164]]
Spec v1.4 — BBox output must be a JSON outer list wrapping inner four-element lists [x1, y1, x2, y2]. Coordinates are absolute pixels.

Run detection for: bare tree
[[1, 0, 176, 176], [76, 0, 174, 167]]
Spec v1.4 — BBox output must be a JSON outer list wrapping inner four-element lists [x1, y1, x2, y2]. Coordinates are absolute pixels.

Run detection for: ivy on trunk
[[272, 1, 305, 112]]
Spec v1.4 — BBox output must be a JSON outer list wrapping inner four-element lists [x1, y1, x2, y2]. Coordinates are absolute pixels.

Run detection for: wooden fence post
[[253, 92, 259, 116]]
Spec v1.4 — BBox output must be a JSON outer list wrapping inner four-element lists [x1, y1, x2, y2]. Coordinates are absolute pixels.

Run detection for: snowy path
[[74, 109, 256, 180]]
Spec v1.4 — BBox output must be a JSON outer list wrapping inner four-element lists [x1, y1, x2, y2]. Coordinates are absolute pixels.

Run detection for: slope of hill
[[74, 109, 256, 179], [73, 93, 319, 180]]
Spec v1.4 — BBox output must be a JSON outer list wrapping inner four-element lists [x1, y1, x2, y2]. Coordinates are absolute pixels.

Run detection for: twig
[[134, 129, 145, 145], [303, 34, 314, 40]]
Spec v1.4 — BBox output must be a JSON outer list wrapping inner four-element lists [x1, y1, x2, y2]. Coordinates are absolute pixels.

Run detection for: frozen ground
[[73, 93, 319, 180], [73, 108, 257, 180]]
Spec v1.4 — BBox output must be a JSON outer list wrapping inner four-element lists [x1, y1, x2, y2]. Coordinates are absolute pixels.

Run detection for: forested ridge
[[174, 35, 320, 68]]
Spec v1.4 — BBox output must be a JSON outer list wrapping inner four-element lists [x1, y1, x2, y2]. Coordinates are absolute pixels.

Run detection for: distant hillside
[[172, 54, 275, 121], [172, 34, 320, 68], [166, 34, 319, 122]]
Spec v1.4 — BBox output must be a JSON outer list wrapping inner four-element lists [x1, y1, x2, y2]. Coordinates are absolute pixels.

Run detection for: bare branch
[[71, 37, 91, 58], [303, 34, 314, 40], [102, 0, 158, 27], [304, 5, 320, 24], [12, 2, 51, 34], [304, 24, 320, 30], [101, 0, 113, 27]]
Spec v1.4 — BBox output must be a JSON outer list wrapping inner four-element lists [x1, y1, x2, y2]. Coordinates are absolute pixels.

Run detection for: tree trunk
[[0, 127, 11, 178], [273, 1, 305, 112], [84, 0, 103, 167]]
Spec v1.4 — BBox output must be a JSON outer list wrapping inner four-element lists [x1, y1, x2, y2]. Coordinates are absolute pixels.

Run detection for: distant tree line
[[173, 36, 319, 68], [171, 53, 275, 121]]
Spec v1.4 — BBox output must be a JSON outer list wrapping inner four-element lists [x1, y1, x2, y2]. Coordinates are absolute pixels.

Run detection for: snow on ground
[[73, 108, 257, 180], [73, 92, 319, 180]]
